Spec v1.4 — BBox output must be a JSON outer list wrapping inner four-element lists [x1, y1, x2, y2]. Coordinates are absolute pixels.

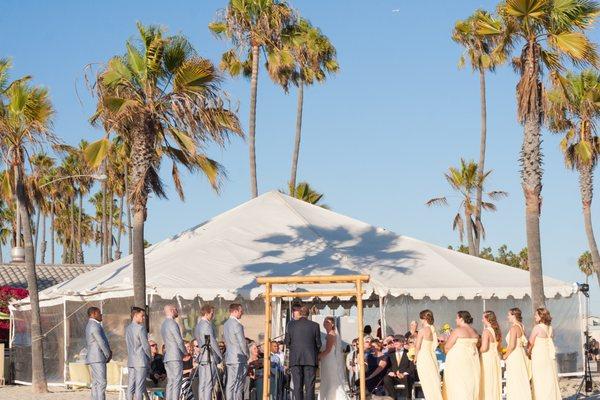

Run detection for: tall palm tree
[[287, 181, 328, 208], [427, 159, 507, 255], [0, 72, 54, 392], [452, 10, 503, 256], [266, 18, 339, 190], [547, 70, 600, 285], [578, 250, 593, 278], [210, 0, 294, 198], [88, 23, 242, 308], [28, 153, 54, 261], [481, 0, 599, 308], [0, 200, 11, 263]]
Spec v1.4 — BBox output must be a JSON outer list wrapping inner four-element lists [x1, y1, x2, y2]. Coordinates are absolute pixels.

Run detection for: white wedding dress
[[319, 333, 351, 400]]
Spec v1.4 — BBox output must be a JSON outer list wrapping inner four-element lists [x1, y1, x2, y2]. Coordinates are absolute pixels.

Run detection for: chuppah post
[[356, 279, 366, 400], [262, 283, 272, 400]]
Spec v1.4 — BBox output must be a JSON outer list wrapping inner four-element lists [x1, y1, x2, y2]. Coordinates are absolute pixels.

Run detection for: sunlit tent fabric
[[23, 190, 575, 303], [10, 191, 582, 385]]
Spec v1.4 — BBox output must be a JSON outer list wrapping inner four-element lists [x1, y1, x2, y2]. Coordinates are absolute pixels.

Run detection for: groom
[[284, 304, 321, 400]]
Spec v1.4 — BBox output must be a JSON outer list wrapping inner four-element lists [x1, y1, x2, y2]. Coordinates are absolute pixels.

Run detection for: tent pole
[[63, 298, 68, 385], [378, 295, 385, 337], [262, 284, 272, 400], [578, 291, 585, 372], [356, 279, 366, 400]]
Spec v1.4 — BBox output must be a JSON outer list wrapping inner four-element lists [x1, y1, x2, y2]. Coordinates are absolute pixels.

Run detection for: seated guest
[[191, 339, 200, 367], [405, 320, 418, 339], [365, 339, 388, 395], [382, 335, 395, 354], [364, 325, 373, 339], [149, 340, 167, 384], [383, 335, 415, 400], [346, 338, 359, 391], [270, 341, 284, 371], [182, 341, 194, 378]]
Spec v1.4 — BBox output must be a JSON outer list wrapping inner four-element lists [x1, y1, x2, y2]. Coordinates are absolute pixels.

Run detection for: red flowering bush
[[0, 286, 29, 340]]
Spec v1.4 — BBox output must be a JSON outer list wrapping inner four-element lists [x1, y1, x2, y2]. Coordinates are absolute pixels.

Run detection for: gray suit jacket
[[125, 322, 152, 368], [223, 317, 248, 365], [160, 318, 186, 363], [194, 318, 222, 364], [85, 319, 111, 364]]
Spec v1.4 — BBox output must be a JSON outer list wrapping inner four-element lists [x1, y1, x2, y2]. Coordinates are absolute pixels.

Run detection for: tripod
[[191, 335, 226, 400], [575, 284, 594, 398]]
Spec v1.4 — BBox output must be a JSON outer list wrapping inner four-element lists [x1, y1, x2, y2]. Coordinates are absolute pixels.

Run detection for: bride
[[318, 317, 351, 400]]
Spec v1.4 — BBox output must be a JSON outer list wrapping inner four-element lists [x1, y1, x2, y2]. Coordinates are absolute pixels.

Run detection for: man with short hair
[[383, 335, 415, 400], [223, 303, 249, 400], [85, 306, 112, 400], [194, 304, 222, 400], [161, 304, 186, 400], [126, 307, 152, 400]]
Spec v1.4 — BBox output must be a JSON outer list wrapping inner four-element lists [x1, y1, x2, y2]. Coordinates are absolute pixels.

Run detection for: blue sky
[[2, 0, 599, 311]]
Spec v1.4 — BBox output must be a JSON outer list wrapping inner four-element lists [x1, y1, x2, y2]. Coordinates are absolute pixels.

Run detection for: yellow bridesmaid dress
[[479, 326, 502, 400], [531, 324, 560, 400], [416, 325, 443, 400], [442, 337, 480, 400], [504, 324, 532, 400]]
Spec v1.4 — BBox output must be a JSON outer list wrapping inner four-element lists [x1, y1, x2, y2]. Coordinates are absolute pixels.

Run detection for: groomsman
[[161, 304, 186, 400], [85, 306, 112, 400], [194, 305, 222, 400], [223, 303, 249, 400], [125, 307, 152, 400]]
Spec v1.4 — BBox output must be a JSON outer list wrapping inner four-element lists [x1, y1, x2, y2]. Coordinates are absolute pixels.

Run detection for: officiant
[[383, 335, 416, 399]]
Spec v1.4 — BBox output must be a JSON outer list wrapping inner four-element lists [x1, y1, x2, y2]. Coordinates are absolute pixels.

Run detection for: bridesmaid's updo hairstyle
[[509, 307, 523, 322], [457, 310, 473, 324], [419, 309, 434, 325], [536, 307, 552, 325]]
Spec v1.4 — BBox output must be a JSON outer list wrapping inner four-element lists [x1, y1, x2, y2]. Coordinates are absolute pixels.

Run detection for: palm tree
[[452, 10, 503, 256], [28, 153, 54, 261], [287, 181, 328, 208], [0, 71, 54, 392], [481, 0, 599, 308], [266, 18, 339, 190], [547, 70, 600, 286], [210, 0, 294, 198], [427, 159, 507, 255], [0, 200, 11, 263], [578, 250, 594, 278], [88, 23, 242, 308]]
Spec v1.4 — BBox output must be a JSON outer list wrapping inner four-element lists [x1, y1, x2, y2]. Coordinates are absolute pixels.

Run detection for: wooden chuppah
[[256, 275, 370, 400]]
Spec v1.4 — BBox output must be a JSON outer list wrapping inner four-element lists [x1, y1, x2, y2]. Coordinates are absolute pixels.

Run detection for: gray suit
[[194, 318, 222, 400], [223, 317, 249, 400], [125, 322, 151, 400], [85, 319, 111, 400], [161, 318, 186, 400]]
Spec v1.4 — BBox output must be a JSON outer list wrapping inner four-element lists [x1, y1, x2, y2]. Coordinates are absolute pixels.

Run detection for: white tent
[[9, 191, 583, 384], [22, 190, 575, 306]]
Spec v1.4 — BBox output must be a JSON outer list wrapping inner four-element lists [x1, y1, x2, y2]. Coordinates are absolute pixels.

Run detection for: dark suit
[[284, 317, 321, 400], [383, 350, 415, 399]]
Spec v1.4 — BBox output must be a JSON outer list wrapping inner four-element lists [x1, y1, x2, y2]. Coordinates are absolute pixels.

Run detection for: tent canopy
[[15, 191, 575, 306]]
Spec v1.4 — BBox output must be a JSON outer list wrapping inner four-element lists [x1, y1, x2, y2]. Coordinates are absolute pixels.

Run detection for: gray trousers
[[89, 362, 107, 400], [165, 360, 183, 400], [197, 363, 217, 400], [127, 367, 148, 400], [226, 363, 247, 400]]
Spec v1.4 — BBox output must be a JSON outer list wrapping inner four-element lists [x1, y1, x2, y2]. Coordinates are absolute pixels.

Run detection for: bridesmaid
[[503, 307, 532, 400], [479, 311, 502, 400], [442, 311, 480, 400], [528, 307, 560, 400], [415, 309, 443, 400]]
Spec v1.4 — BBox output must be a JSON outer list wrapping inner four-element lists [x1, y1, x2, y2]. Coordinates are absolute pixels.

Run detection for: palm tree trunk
[[77, 192, 83, 263], [70, 198, 75, 264], [101, 172, 108, 264], [50, 203, 54, 264], [289, 83, 304, 190], [34, 207, 40, 261], [465, 209, 476, 256], [15, 164, 47, 392], [248, 44, 260, 199], [522, 115, 545, 309], [125, 163, 132, 256], [473, 69, 487, 256], [580, 164, 600, 286], [115, 193, 124, 260], [40, 213, 46, 264], [108, 192, 114, 262]]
